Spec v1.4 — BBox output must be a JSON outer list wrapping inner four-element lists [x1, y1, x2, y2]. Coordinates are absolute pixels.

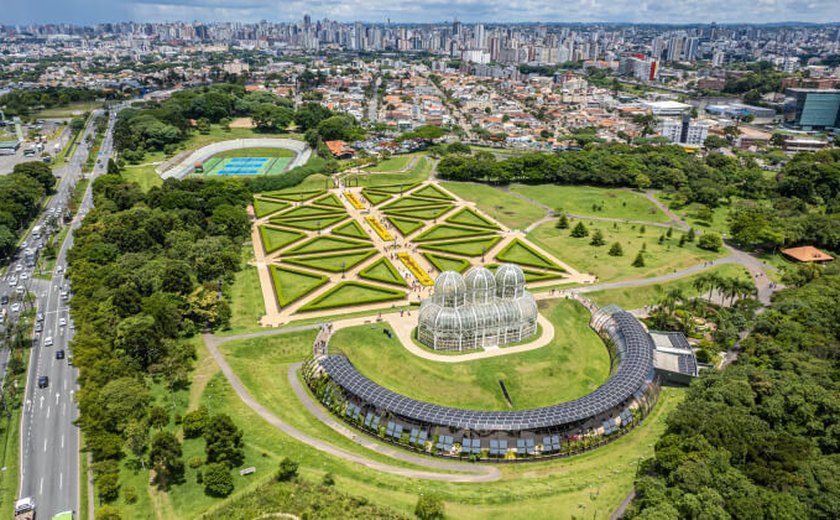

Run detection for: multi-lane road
[[8, 107, 118, 519]]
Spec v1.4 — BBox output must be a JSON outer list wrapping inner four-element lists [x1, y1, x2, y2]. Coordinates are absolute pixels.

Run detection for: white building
[[659, 116, 710, 147]]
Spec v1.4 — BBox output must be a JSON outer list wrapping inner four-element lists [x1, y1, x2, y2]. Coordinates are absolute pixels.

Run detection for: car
[[34, 322, 42, 333], [44, 337, 53, 347], [15, 287, 24, 295], [56, 350, 65, 360], [59, 317, 66, 327], [20, 272, 28, 280], [0, 294, 8, 305], [37, 313, 44, 322], [15, 264, 22, 272], [38, 376, 49, 389], [55, 265, 63, 274], [10, 303, 20, 313], [8, 277, 16, 287]]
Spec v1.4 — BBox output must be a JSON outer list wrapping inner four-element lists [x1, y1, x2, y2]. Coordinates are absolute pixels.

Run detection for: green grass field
[[361, 189, 393, 205], [528, 220, 728, 283], [313, 193, 344, 208], [382, 196, 452, 211], [358, 257, 407, 286], [283, 235, 371, 256], [260, 226, 305, 253], [225, 256, 265, 334], [355, 155, 432, 188], [214, 147, 295, 158], [495, 238, 565, 271], [655, 193, 733, 235], [253, 197, 290, 217], [387, 216, 424, 236], [446, 207, 501, 229], [368, 155, 412, 172], [441, 182, 545, 230], [423, 252, 472, 274], [330, 298, 609, 410], [283, 250, 377, 273], [415, 223, 497, 242], [412, 184, 454, 200], [586, 263, 751, 310], [270, 265, 329, 306], [299, 281, 406, 311], [331, 219, 370, 240], [33, 101, 102, 118], [420, 236, 501, 257], [512, 185, 671, 223], [385, 205, 454, 220], [121, 163, 164, 192]]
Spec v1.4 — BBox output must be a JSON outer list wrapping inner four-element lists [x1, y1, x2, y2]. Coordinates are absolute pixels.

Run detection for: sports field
[[199, 156, 292, 176]]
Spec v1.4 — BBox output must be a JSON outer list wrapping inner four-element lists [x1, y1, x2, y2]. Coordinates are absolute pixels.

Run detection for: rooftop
[[781, 245, 834, 263]]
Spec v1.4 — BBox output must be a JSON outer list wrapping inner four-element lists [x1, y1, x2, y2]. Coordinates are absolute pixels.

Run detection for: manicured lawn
[[33, 101, 102, 117], [283, 249, 377, 273], [412, 184, 454, 200], [268, 215, 347, 231], [415, 223, 497, 242], [423, 252, 472, 274], [382, 196, 452, 211], [253, 197, 290, 218], [213, 331, 684, 519], [214, 147, 295, 158], [355, 156, 432, 187], [331, 219, 370, 240], [385, 205, 455, 220], [528, 220, 729, 283], [312, 193, 344, 208], [446, 207, 501, 229], [332, 298, 608, 410], [586, 263, 751, 310], [283, 235, 371, 256], [495, 238, 565, 271], [360, 189, 393, 205], [512, 185, 670, 223], [275, 205, 345, 219], [358, 257, 407, 286], [420, 236, 501, 257], [122, 163, 164, 192], [262, 189, 325, 202], [655, 193, 733, 235], [368, 155, 412, 172], [387, 216, 424, 237], [226, 258, 265, 334], [270, 265, 329, 306], [260, 225, 305, 253], [441, 182, 545, 230], [299, 281, 406, 311]]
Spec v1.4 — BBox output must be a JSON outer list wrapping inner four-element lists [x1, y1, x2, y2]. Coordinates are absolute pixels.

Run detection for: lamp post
[[341, 262, 346, 279]]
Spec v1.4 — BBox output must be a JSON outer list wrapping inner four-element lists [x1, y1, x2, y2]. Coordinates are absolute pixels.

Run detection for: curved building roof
[[320, 309, 654, 431]]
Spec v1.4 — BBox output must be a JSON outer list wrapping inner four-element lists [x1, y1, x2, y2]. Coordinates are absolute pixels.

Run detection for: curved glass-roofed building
[[417, 265, 539, 351]]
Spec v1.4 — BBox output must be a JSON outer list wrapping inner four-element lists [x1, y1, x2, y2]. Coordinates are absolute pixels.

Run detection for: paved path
[[204, 333, 501, 482]]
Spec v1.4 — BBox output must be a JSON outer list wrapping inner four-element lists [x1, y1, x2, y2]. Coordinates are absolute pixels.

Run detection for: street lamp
[[341, 262, 346, 279]]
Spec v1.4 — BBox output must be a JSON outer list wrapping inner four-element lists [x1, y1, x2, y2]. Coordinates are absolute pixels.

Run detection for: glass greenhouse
[[417, 265, 539, 351]]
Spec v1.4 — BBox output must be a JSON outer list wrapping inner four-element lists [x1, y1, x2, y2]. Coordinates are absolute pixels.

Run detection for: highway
[[12, 107, 117, 519]]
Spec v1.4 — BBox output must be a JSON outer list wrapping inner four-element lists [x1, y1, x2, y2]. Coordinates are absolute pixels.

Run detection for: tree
[[635, 173, 652, 190], [96, 472, 121, 502], [687, 228, 696, 242], [204, 414, 244, 468], [182, 407, 209, 438], [415, 494, 445, 520], [13, 161, 56, 194], [251, 104, 292, 133], [571, 221, 589, 238], [124, 420, 149, 467], [632, 251, 646, 267], [322, 472, 336, 486], [555, 214, 569, 229], [590, 229, 605, 246], [203, 462, 234, 497], [275, 457, 299, 481], [148, 406, 169, 430], [704, 135, 728, 150], [609, 242, 624, 256], [770, 132, 787, 147], [149, 431, 184, 489], [698, 232, 723, 252], [95, 506, 122, 520]]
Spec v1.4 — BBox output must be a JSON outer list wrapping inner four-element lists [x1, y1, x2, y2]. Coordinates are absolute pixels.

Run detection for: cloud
[[4, 0, 840, 25]]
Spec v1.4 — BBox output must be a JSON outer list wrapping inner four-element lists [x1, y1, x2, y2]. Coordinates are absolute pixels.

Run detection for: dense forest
[[0, 162, 56, 260], [628, 264, 840, 519], [67, 174, 252, 503], [0, 87, 116, 116], [437, 146, 840, 253], [113, 83, 364, 163]]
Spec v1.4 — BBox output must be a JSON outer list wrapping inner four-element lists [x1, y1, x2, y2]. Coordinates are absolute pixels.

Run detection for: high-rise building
[[659, 114, 710, 146], [785, 89, 840, 130]]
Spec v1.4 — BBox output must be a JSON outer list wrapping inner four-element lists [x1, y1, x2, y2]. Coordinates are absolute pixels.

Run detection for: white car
[[15, 264, 22, 272], [59, 317, 66, 327], [10, 303, 21, 313], [44, 337, 53, 347], [55, 265, 63, 274], [20, 272, 29, 281], [8, 277, 16, 287]]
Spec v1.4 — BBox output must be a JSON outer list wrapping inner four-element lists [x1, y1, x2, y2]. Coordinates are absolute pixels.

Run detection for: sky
[[5, 0, 840, 25]]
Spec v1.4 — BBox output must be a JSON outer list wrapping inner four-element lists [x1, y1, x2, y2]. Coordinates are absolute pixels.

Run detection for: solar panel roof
[[320, 309, 654, 431]]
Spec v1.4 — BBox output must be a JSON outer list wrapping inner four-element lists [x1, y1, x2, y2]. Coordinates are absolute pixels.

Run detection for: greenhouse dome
[[417, 264, 539, 351]]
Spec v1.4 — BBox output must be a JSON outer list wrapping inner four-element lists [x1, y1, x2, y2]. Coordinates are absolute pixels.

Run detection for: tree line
[[67, 174, 252, 508], [627, 263, 840, 519], [0, 162, 56, 261], [0, 87, 114, 117]]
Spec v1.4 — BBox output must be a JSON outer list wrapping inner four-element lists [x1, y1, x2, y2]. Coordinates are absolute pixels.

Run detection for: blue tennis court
[[198, 154, 293, 176]]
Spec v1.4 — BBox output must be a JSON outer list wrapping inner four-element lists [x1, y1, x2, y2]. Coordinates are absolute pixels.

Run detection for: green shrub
[[203, 462, 235, 497], [276, 457, 299, 481]]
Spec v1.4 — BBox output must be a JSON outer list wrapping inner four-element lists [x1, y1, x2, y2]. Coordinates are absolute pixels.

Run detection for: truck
[[14, 497, 35, 520]]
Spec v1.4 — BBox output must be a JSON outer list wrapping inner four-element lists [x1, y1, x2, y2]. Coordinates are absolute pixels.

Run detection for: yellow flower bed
[[344, 191, 365, 210], [398, 252, 433, 286], [365, 216, 393, 241]]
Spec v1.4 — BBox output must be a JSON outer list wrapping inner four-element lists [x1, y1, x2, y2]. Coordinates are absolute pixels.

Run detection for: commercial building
[[640, 100, 691, 117], [784, 88, 840, 130], [659, 114, 710, 146]]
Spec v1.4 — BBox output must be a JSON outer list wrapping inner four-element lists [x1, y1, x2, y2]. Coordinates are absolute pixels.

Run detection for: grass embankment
[[0, 349, 28, 519], [367, 155, 412, 172], [354, 154, 432, 188], [654, 193, 733, 235], [586, 263, 751, 310], [33, 102, 103, 118], [441, 182, 545, 230], [213, 147, 295, 158], [511, 185, 671, 224], [528, 219, 728, 284], [329, 298, 608, 410]]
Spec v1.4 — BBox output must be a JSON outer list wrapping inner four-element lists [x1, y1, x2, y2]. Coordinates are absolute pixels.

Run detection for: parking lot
[[0, 119, 70, 175]]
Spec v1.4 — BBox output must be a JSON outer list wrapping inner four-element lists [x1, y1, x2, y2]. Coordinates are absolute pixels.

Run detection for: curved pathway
[[160, 138, 311, 179], [204, 333, 501, 483]]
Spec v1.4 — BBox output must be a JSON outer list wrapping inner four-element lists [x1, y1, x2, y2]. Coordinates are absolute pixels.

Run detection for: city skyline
[[5, 0, 840, 26]]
